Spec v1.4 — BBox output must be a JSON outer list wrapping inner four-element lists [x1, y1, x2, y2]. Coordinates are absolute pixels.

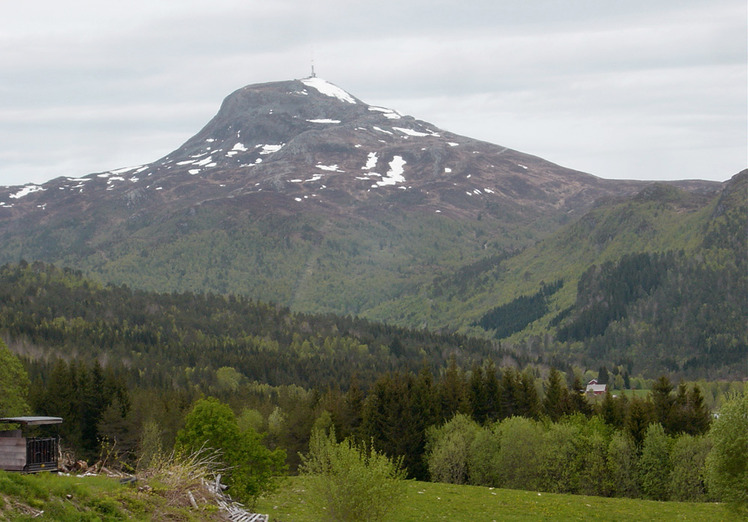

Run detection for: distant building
[[585, 379, 607, 395]]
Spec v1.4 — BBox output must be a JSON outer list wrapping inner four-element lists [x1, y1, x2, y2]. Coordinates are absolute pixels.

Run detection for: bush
[[299, 428, 406, 522]]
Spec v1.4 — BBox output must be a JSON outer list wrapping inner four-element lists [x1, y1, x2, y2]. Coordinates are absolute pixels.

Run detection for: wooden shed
[[0, 416, 62, 472]]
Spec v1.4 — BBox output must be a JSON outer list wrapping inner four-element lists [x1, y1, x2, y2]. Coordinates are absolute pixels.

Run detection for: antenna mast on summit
[[310, 47, 317, 77]]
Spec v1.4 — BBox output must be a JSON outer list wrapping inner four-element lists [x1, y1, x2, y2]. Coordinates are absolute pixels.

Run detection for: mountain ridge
[[0, 77, 720, 220]]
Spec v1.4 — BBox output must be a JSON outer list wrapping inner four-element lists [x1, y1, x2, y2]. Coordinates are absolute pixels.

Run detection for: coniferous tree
[[468, 364, 487, 423], [482, 360, 501, 423], [515, 369, 540, 419], [569, 375, 592, 416], [685, 385, 712, 436], [597, 366, 610, 385], [651, 375, 675, 431], [626, 396, 654, 447], [499, 367, 519, 419], [438, 356, 468, 420], [542, 368, 570, 422], [600, 392, 628, 429]]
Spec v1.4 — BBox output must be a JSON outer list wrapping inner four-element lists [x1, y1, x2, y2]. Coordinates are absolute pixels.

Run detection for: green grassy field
[[256, 476, 732, 521], [0, 470, 735, 521]]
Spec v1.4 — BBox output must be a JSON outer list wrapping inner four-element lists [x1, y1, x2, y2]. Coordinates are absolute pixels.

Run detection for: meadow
[[256, 476, 732, 521]]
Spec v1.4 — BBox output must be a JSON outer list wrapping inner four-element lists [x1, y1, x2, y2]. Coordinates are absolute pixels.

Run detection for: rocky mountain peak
[[0, 78, 721, 225]]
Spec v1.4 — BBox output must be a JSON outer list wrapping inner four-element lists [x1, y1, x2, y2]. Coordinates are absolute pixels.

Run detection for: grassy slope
[[257, 476, 731, 521], [1, 471, 731, 521], [0, 470, 226, 521]]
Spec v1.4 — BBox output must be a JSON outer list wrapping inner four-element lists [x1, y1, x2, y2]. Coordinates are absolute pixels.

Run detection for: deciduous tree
[[706, 391, 748, 512], [176, 397, 286, 507], [0, 341, 31, 417]]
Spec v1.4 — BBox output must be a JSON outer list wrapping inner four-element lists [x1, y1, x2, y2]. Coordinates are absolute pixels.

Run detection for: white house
[[585, 379, 607, 395]]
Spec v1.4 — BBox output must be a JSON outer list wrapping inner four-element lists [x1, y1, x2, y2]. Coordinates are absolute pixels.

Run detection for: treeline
[[476, 279, 563, 338], [0, 261, 522, 390], [426, 414, 712, 501], [23, 355, 714, 481], [317, 366, 712, 483], [552, 250, 747, 376]]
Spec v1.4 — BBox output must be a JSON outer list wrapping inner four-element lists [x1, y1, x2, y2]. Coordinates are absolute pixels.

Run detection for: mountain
[[1, 77, 743, 377], [0, 78, 718, 308]]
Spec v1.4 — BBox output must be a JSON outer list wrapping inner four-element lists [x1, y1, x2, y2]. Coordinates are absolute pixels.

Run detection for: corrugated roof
[[0, 416, 63, 426]]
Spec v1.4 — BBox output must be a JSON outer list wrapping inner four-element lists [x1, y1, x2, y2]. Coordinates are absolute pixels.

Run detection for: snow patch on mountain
[[316, 164, 343, 172], [368, 106, 401, 120], [373, 156, 406, 187], [194, 156, 216, 168], [393, 127, 439, 138], [307, 118, 341, 124], [301, 77, 357, 104], [258, 144, 284, 155], [362, 152, 378, 171], [110, 165, 144, 175], [9, 185, 45, 199]]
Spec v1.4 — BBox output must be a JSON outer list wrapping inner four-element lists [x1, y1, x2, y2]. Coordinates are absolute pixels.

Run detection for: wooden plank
[[0, 444, 27, 470], [0, 445, 25, 452], [0, 456, 26, 469], [0, 438, 25, 447]]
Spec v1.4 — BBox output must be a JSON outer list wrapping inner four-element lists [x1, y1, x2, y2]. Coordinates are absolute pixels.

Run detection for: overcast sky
[[1, 0, 745, 187]]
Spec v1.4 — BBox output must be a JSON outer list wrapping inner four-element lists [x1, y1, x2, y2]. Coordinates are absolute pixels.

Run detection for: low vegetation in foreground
[[256, 475, 732, 521], [0, 470, 733, 521], [0, 455, 229, 521]]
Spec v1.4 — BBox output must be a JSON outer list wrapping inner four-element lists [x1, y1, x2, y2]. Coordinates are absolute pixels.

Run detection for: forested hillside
[[0, 261, 518, 391], [372, 172, 747, 378]]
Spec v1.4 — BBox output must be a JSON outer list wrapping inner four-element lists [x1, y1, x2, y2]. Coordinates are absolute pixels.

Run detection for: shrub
[[299, 428, 406, 522]]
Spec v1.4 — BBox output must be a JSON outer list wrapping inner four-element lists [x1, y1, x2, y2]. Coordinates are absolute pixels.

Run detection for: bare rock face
[[3, 76, 706, 225]]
